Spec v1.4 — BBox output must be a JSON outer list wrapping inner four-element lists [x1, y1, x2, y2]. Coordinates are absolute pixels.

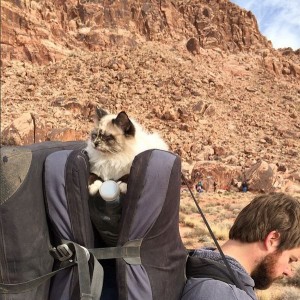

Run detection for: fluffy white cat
[[86, 108, 168, 195]]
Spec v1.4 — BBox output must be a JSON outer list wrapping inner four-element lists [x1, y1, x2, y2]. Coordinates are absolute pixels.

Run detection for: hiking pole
[[181, 173, 246, 291]]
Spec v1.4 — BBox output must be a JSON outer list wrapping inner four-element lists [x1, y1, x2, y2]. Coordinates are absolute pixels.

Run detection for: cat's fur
[[86, 108, 168, 195]]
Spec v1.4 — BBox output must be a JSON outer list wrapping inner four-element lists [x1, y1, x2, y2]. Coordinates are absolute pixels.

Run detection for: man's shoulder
[[182, 277, 256, 300]]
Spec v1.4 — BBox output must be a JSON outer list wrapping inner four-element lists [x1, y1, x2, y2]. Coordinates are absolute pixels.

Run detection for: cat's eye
[[102, 134, 114, 142], [91, 133, 97, 140]]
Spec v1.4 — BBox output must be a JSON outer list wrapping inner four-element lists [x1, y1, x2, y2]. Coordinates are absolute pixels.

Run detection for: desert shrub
[[180, 203, 195, 214], [181, 216, 197, 228], [182, 230, 195, 239], [223, 203, 231, 210], [182, 216, 205, 229], [204, 202, 215, 208], [189, 204, 201, 214], [183, 221, 230, 241], [182, 222, 210, 243], [194, 225, 209, 238], [180, 200, 200, 214], [210, 223, 229, 240]]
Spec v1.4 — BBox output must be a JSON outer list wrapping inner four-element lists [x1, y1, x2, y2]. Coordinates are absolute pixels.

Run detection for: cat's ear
[[113, 111, 135, 137], [95, 106, 108, 121]]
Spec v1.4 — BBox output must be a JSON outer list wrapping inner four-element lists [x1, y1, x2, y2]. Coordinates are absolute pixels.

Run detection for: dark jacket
[[181, 248, 257, 300]]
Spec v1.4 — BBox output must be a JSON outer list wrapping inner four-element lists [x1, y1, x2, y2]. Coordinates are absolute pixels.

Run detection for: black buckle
[[50, 244, 74, 262]]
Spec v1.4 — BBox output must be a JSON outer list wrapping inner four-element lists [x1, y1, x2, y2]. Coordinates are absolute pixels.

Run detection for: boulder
[[192, 161, 239, 192], [283, 181, 300, 194], [186, 38, 201, 55], [1, 113, 84, 145], [245, 160, 276, 192], [47, 128, 83, 142], [1, 112, 47, 145]]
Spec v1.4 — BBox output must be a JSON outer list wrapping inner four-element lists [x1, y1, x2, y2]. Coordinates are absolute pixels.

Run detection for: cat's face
[[89, 108, 136, 154]]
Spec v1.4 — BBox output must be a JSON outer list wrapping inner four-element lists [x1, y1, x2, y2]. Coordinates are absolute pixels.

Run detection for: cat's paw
[[117, 181, 127, 194], [89, 180, 103, 196]]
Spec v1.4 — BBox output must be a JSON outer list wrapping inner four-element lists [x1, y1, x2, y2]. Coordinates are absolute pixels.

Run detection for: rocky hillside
[[1, 0, 271, 63], [1, 0, 300, 194]]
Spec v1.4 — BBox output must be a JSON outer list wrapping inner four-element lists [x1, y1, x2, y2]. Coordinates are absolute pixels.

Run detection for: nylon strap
[[88, 239, 142, 264], [72, 243, 93, 299], [90, 254, 103, 300], [0, 261, 75, 294], [0, 241, 104, 300], [0, 238, 141, 296]]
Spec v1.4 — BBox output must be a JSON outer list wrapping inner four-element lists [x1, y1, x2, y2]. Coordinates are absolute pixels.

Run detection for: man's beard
[[251, 251, 283, 290]]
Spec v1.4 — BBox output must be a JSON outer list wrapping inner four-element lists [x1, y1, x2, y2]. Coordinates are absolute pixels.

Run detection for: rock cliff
[[1, 0, 300, 193], [1, 0, 271, 64]]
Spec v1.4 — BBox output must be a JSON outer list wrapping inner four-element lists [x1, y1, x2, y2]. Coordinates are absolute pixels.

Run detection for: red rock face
[[1, 0, 271, 65], [1, 1, 299, 193]]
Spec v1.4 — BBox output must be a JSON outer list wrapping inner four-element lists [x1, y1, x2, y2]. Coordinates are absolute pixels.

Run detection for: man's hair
[[229, 193, 300, 250]]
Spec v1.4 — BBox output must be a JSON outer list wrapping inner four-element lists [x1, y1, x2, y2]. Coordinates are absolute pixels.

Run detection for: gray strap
[[90, 253, 104, 300], [73, 243, 93, 299], [89, 239, 142, 265], [63, 241, 104, 300], [0, 239, 138, 296], [0, 241, 104, 300], [0, 261, 75, 294]]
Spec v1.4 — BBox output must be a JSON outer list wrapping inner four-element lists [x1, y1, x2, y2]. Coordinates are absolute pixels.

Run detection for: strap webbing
[[90, 254, 104, 300], [0, 238, 141, 296], [0, 261, 75, 294], [0, 241, 104, 300], [71, 242, 102, 300], [89, 239, 142, 264]]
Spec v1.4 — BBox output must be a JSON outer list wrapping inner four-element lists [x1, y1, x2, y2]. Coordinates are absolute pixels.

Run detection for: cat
[[86, 107, 169, 196]]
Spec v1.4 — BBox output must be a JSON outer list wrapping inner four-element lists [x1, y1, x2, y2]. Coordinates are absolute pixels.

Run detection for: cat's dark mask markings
[[91, 130, 115, 145]]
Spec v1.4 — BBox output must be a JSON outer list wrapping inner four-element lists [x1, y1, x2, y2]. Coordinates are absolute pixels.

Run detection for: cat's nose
[[94, 140, 100, 147]]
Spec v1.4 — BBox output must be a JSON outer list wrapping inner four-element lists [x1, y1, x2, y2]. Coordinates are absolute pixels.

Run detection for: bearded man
[[182, 193, 300, 300]]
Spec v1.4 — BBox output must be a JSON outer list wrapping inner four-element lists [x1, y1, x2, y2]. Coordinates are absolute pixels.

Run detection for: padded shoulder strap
[[117, 149, 187, 300], [44, 149, 97, 300]]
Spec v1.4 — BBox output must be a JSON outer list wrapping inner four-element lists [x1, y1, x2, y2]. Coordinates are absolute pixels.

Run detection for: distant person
[[213, 181, 217, 192], [196, 181, 204, 193], [241, 180, 248, 192], [182, 193, 300, 300]]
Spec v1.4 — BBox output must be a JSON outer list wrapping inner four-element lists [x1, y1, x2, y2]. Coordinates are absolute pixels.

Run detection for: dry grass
[[179, 189, 300, 299], [210, 223, 230, 241]]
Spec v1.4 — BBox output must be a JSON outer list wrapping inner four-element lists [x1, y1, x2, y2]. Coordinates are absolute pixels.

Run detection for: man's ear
[[264, 230, 281, 252]]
